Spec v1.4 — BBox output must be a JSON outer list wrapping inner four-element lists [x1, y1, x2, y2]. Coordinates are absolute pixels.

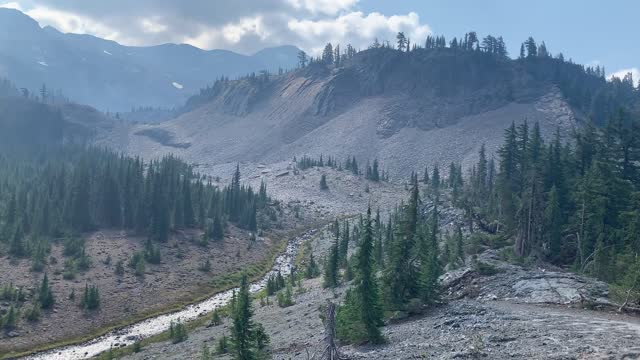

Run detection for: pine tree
[[545, 185, 562, 263], [320, 174, 329, 190], [39, 273, 54, 309], [305, 252, 320, 279], [384, 180, 420, 308], [374, 208, 384, 267], [454, 225, 464, 265], [2, 304, 17, 330], [419, 202, 441, 304], [9, 225, 25, 257], [322, 43, 334, 64], [81, 283, 100, 310], [231, 274, 255, 360], [355, 207, 383, 342], [431, 165, 440, 194], [183, 176, 195, 227], [339, 220, 350, 267], [324, 230, 340, 288]]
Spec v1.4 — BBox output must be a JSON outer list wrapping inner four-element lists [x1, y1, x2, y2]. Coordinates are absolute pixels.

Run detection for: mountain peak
[[0, 9, 301, 111]]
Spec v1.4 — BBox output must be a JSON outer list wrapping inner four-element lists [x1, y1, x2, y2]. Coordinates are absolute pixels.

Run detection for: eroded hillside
[[104, 48, 587, 176]]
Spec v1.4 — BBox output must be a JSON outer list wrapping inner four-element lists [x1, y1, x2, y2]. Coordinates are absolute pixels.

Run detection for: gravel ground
[[121, 193, 640, 360]]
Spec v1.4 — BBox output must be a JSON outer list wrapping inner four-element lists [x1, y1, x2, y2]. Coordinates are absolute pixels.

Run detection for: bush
[[474, 261, 501, 276], [254, 323, 270, 350], [210, 309, 221, 326], [63, 259, 77, 280], [135, 256, 145, 276], [2, 305, 17, 330], [169, 320, 188, 344], [24, 301, 41, 322], [1, 283, 17, 301], [128, 252, 144, 268], [76, 250, 92, 271], [81, 284, 100, 310], [114, 260, 125, 276], [198, 258, 211, 272], [215, 334, 229, 354], [144, 240, 161, 264], [133, 341, 142, 353], [201, 344, 212, 360], [63, 237, 85, 258], [276, 285, 294, 308]]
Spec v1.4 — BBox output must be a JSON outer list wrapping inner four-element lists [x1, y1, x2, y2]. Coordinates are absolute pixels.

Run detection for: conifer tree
[[419, 202, 441, 304], [231, 274, 256, 360], [384, 180, 420, 308], [324, 229, 340, 288], [39, 273, 54, 309], [320, 174, 329, 190], [354, 207, 383, 342]]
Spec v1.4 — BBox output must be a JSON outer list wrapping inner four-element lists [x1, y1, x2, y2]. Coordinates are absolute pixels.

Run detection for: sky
[[1, 0, 638, 81]]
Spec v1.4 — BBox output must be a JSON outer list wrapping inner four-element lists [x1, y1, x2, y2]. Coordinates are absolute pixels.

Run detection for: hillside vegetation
[[116, 34, 639, 177]]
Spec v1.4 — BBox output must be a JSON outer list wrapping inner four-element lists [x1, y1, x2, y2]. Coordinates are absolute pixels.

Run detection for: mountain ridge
[[104, 46, 621, 176], [0, 8, 300, 112]]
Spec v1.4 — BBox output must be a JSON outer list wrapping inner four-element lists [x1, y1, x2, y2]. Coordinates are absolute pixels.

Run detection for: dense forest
[[458, 112, 640, 303], [0, 146, 273, 269]]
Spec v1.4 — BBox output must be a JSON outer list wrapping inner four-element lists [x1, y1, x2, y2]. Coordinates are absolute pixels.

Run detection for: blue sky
[[361, 0, 639, 78], [2, 0, 637, 79]]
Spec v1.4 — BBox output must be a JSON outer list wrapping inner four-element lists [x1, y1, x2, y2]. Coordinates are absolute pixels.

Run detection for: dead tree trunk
[[320, 301, 344, 360]]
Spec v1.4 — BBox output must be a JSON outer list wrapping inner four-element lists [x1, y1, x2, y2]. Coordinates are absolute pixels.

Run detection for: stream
[[25, 228, 318, 360]]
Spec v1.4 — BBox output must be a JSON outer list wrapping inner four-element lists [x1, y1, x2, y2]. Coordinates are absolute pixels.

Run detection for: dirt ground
[[0, 222, 306, 355]]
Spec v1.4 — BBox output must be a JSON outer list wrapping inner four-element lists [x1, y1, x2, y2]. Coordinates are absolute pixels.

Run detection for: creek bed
[[25, 229, 318, 360]]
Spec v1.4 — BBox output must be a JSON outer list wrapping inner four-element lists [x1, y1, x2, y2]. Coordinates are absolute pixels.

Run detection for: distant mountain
[[105, 46, 639, 176], [0, 8, 300, 112]]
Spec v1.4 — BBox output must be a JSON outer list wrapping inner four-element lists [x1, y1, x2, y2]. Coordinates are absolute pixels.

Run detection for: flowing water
[[25, 229, 318, 360]]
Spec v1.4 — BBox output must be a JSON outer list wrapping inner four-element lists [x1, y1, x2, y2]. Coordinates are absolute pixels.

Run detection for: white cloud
[[608, 67, 639, 85], [2, 1, 432, 55], [222, 16, 269, 43], [0, 1, 22, 10], [288, 11, 430, 54], [140, 18, 168, 34], [285, 0, 358, 16]]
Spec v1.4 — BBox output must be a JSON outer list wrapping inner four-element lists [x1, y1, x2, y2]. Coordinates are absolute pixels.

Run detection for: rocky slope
[[121, 226, 640, 360], [103, 48, 581, 177]]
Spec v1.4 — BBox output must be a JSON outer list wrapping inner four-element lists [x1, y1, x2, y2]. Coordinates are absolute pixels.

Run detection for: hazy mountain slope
[[106, 47, 583, 176], [0, 93, 115, 153], [0, 8, 299, 112]]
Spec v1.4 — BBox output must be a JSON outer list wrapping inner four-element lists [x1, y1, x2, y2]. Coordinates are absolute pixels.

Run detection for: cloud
[[1, 0, 431, 55], [288, 11, 430, 49], [285, 0, 359, 15], [608, 68, 639, 85]]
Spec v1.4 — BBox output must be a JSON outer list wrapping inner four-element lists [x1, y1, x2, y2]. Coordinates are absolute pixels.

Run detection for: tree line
[[0, 146, 272, 263], [460, 112, 640, 303], [294, 154, 389, 181]]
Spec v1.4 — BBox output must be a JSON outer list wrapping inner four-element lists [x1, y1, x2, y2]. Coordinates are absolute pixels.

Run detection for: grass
[[2, 224, 319, 360]]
